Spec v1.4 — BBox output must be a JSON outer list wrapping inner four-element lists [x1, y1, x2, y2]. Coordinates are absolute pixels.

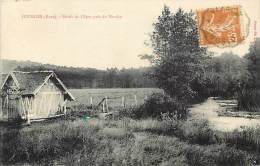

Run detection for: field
[[1, 116, 260, 165], [69, 88, 162, 108], [1, 88, 260, 165]]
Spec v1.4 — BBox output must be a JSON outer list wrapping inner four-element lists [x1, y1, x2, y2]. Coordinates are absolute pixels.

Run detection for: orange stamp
[[196, 6, 247, 47]]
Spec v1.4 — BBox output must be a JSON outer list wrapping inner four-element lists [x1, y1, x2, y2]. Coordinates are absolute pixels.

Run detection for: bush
[[237, 88, 260, 112], [1, 118, 259, 165], [2, 120, 99, 163], [133, 93, 189, 119], [115, 107, 140, 120], [222, 126, 260, 153], [185, 144, 249, 166], [69, 104, 99, 119], [180, 119, 215, 145]]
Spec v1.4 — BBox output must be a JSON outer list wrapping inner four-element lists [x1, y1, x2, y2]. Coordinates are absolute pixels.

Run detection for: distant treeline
[[15, 65, 155, 88]]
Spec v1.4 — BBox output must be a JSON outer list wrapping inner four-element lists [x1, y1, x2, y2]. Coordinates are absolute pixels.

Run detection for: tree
[[149, 6, 209, 101], [235, 38, 260, 112], [245, 38, 260, 88], [202, 52, 250, 97]]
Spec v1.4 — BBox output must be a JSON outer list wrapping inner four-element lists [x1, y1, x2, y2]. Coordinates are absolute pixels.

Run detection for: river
[[190, 97, 260, 131]]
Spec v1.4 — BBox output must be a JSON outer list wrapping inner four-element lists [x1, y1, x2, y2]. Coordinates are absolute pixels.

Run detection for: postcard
[[0, 0, 260, 165]]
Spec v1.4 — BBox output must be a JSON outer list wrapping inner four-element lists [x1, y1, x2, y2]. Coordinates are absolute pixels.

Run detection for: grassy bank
[[1, 116, 260, 166]]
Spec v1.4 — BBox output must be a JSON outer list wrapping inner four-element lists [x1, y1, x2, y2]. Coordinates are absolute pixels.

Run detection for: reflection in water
[[190, 98, 260, 131]]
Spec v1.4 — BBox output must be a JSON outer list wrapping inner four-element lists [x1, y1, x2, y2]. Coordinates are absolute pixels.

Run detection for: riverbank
[[1, 117, 259, 166], [190, 97, 260, 131], [1, 97, 260, 165]]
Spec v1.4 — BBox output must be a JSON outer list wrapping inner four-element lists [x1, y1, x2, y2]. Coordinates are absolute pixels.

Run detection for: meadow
[[69, 88, 162, 108], [1, 88, 260, 166], [1, 116, 260, 166]]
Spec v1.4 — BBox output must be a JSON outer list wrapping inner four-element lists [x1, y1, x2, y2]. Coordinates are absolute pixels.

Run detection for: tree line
[[15, 65, 155, 88]]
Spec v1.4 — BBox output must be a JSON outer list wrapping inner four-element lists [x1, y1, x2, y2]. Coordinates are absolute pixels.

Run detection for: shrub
[[160, 112, 182, 135], [2, 120, 99, 163], [222, 126, 260, 153], [237, 88, 260, 112], [180, 119, 215, 145], [115, 107, 140, 120], [185, 144, 249, 166], [68, 104, 99, 120], [133, 93, 189, 119]]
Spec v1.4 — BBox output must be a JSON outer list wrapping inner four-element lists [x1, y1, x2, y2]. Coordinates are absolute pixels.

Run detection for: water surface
[[190, 98, 260, 131]]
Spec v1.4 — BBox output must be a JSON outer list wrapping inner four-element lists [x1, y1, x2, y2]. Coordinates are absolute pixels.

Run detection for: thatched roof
[[12, 71, 53, 95], [1, 71, 75, 101], [0, 74, 8, 87]]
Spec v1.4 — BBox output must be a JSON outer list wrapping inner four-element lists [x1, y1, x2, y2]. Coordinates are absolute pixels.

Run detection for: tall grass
[[2, 91, 260, 166], [1, 117, 257, 165], [237, 88, 260, 112], [222, 126, 260, 153], [1, 120, 103, 163]]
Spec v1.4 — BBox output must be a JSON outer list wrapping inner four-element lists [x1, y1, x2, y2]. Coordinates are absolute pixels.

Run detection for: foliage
[[149, 6, 209, 101], [180, 119, 215, 145], [185, 144, 248, 166], [131, 93, 189, 120], [1, 121, 100, 163], [245, 38, 260, 88], [237, 38, 260, 111], [222, 126, 260, 153], [237, 88, 260, 112], [1, 118, 258, 166], [199, 52, 250, 98], [0, 59, 156, 88]]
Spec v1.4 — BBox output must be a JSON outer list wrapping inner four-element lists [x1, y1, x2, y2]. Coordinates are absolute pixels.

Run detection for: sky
[[1, 0, 260, 69]]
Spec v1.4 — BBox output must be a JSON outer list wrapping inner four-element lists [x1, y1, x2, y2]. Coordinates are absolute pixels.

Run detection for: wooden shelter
[[0, 71, 75, 123]]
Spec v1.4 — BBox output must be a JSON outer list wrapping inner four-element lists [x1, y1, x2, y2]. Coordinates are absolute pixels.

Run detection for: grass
[[1, 117, 259, 166], [222, 126, 260, 153], [69, 88, 162, 108], [1, 88, 260, 165], [218, 111, 260, 119], [237, 89, 260, 112]]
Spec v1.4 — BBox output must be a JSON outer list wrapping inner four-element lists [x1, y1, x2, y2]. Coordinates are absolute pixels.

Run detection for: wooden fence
[[71, 94, 149, 112]]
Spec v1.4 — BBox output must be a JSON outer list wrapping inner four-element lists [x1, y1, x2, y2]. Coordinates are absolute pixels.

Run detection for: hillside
[[0, 59, 155, 88], [0, 59, 42, 73]]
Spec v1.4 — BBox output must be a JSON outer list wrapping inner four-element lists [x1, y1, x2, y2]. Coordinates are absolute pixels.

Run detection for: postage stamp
[[196, 6, 247, 47]]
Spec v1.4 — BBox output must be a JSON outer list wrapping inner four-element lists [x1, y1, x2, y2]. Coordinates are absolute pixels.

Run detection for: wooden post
[[6, 95, 8, 121], [90, 97, 93, 109], [105, 96, 108, 112], [27, 114, 31, 125], [134, 95, 137, 106], [64, 106, 67, 115], [102, 100, 105, 113], [27, 109, 30, 124], [63, 99, 68, 115], [121, 97, 125, 108], [0, 98, 2, 117], [27, 98, 31, 125]]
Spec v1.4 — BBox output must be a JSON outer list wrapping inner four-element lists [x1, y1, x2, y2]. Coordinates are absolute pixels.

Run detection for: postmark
[[196, 6, 248, 47]]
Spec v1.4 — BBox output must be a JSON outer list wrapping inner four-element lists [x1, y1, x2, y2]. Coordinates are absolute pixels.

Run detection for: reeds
[[237, 89, 260, 112]]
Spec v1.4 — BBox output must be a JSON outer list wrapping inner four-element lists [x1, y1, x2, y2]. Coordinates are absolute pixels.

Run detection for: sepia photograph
[[0, 0, 260, 165]]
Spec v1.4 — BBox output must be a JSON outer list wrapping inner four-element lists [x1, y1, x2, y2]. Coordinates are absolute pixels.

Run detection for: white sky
[[1, 0, 259, 69]]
